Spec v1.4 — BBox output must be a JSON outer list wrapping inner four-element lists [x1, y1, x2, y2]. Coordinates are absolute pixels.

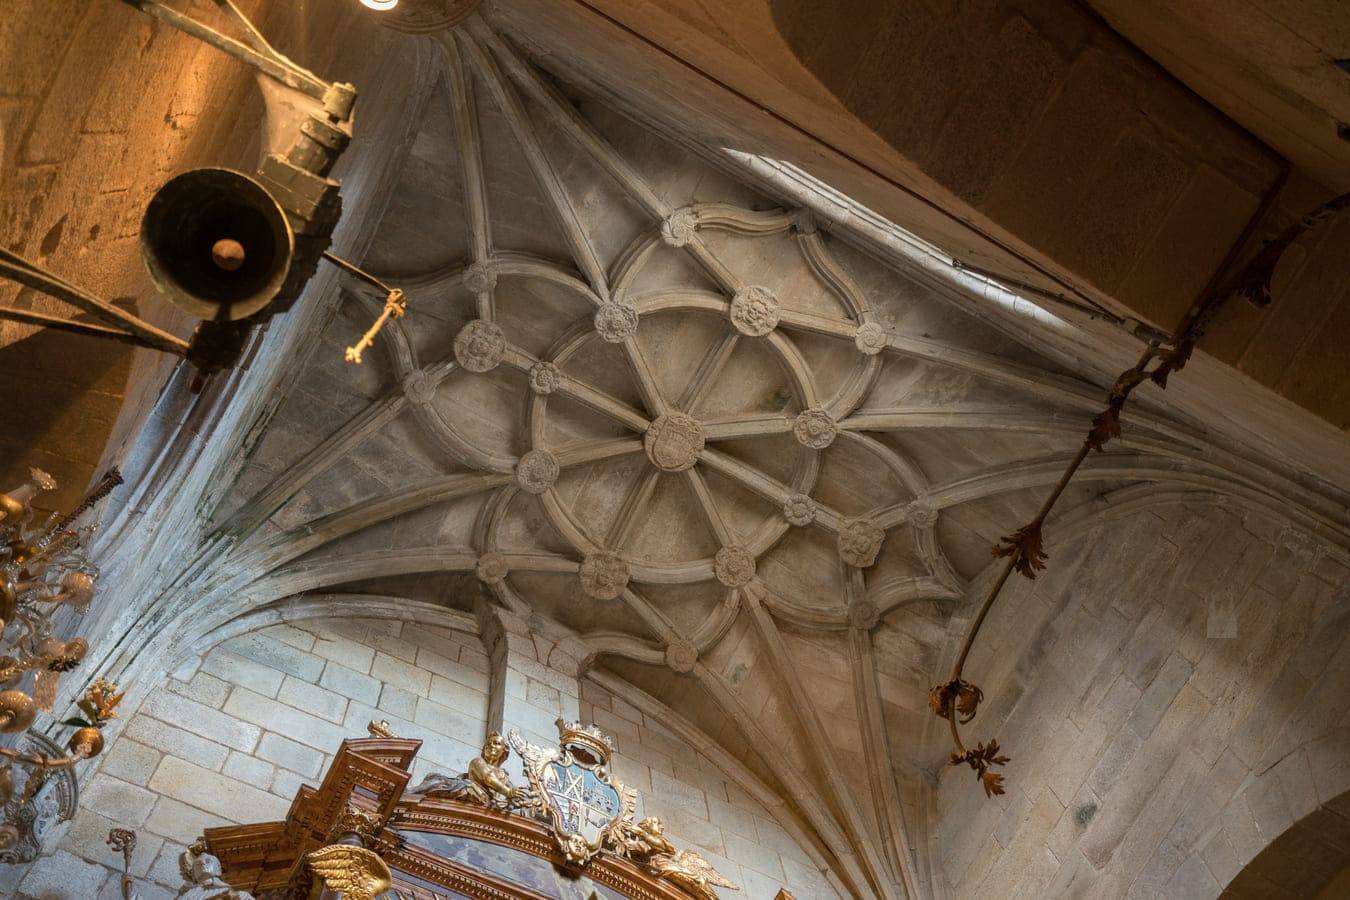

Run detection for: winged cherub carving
[[616, 816, 739, 900], [650, 849, 741, 900]]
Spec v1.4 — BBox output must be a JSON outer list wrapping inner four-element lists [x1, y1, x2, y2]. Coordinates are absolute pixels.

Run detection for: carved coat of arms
[[509, 720, 635, 865]]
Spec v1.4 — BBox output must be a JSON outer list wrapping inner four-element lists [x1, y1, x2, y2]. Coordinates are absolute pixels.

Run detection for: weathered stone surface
[[278, 675, 349, 724], [854, 321, 888, 355], [782, 493, 817, 526], [660, 207, 698, 247], [201, 648, 286, 697], [665, 640, 698, 673], [320, 661, 382, 705], [124, 716, 230, 772], [403, 369, 437, 404], [223, 751, 275, 790], [17, 849, 109, 899], [462, 261, 497, 293], [99, 738, 163, 788], [220, 634, 324, 684], [142, 689, 261, 753], [223, 688, 351, 752], [837, 517, 884, 567], [255, 734, 324, 782], [148, 755, 290, 824], [528, 361, 561, 395], [594, 302, 638, 342], [713, 545, 756, 587], [164, 672, 231, 709], [82, 775, 158, 827], [371, 651, 434, 697]]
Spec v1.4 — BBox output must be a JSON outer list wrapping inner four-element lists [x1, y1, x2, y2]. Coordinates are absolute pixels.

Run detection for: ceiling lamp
[[360, 0, 401, 9]]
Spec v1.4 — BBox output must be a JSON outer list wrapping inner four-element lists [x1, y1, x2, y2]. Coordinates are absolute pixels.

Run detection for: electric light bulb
[[360, 0, 399, 10]]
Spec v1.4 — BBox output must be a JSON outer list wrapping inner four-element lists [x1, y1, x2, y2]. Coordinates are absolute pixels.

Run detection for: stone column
[[475, 602, 591, 782]]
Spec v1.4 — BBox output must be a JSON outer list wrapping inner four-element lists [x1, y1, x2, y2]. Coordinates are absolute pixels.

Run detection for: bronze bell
[[140, 167, 295, 322]]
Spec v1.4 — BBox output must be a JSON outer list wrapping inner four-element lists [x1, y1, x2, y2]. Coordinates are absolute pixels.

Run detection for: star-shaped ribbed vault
[[178, 14, 1348, 899]]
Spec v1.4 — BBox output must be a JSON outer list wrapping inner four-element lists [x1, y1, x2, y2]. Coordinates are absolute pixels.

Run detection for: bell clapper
[[210, 239, 246, 272]]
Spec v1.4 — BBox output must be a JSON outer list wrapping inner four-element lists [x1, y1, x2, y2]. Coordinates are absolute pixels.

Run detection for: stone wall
[[484, 607, 841, 899], [931, 500, 1350, 898], [581, 679, 842, 900], [9, 613, 828, 899], [8, 617, 491, 900], [0, 0, 292, 511]]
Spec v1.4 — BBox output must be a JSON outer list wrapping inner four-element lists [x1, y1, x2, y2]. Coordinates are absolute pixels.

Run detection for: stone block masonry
[[1, 614, 830, 898], [933, 501, 1350, 898], [1, 617, 486, 898]]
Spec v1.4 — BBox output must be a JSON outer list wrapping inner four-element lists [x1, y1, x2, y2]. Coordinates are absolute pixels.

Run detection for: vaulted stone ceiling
[[156, 12, 1350, 899]]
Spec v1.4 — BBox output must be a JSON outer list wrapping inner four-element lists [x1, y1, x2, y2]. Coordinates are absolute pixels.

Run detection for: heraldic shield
[[509, 719, 636, 866]]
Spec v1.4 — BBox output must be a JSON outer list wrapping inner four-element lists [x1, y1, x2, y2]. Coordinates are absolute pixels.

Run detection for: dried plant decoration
[[1087, 402, 1122, 452], [928, 679, 984, 724], [953, 741, 1011, 798], [992, 522, 1048, 579]]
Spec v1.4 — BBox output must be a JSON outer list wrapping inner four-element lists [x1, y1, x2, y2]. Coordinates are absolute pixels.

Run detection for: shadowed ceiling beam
[[220, 393, 409, 539], [905, 453, 1350, 546], [472, 24, 744, 295], [700, 447, 846, 531], [679, 329, 740, 413], [682, 467, 733, 547], [502, 344, 651, 431], [585, 667, 847, 888], [607, 468, 661, 549], [188, 593, 477, 658]]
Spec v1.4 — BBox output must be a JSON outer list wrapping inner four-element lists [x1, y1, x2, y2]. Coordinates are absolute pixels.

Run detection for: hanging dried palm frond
[[992, 522, 1047, 579]]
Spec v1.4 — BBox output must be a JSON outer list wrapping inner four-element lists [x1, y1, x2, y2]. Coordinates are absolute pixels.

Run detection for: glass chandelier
[[0, 467, 123, 860]]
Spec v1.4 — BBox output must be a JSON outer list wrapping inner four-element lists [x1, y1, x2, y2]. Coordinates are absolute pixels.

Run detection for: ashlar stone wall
[[932, 500, 1350, 899], [12, 611, 829, 899], [10, 617, 491, 900], [580, 679, 841, 900], [484, 608, 841, 899]]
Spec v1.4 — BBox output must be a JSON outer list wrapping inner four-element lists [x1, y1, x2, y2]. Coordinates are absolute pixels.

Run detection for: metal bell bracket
[[117, 0, 355, 120]]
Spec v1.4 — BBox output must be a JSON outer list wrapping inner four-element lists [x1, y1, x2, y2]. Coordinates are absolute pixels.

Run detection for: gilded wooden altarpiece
[[199, 726, 738, 900]]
